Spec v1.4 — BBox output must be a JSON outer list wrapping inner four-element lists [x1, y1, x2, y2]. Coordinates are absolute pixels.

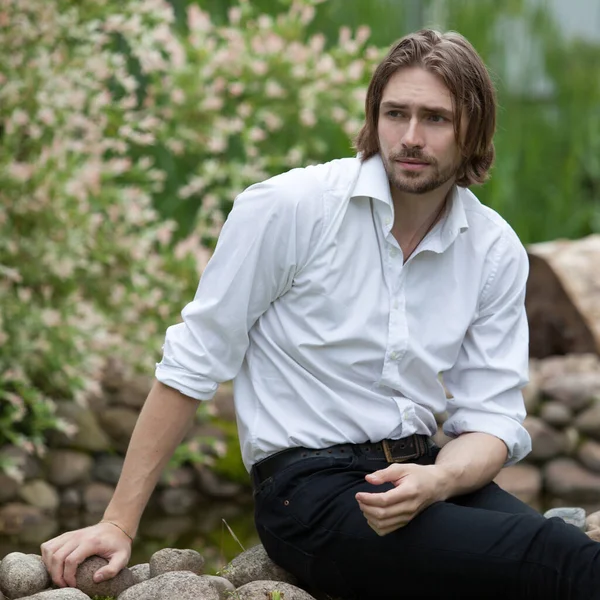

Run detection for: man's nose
[[401, 118, 424, 149]]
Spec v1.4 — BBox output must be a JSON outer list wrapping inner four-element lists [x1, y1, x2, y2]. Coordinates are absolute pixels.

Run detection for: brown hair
[[354, 29, 496, 187]]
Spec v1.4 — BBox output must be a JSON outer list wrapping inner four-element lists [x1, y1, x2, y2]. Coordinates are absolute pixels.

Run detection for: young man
[[42, 29, 600, 599]]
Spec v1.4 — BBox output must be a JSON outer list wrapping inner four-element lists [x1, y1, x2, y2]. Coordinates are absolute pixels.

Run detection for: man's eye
[[387, 110, 403, 118], [428, 114, 446, 123]]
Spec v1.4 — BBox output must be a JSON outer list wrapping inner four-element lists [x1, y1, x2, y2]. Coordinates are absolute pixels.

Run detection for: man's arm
[[41, 381, 199, 588]]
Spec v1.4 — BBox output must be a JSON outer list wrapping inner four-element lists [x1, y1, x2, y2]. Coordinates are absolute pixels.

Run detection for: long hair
[[354, 29, 496, 187]]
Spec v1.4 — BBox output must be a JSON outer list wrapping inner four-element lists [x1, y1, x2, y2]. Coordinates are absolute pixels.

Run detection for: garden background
[[2, 0, 600, 571]]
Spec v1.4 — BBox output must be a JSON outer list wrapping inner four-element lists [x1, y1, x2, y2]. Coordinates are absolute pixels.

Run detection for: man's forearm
[[102, 380, 200, 537], [433, 432, 508, 500]]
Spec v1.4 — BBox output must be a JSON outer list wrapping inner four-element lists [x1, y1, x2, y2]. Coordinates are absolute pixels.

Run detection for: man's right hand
[[41, 522, 132, 588]]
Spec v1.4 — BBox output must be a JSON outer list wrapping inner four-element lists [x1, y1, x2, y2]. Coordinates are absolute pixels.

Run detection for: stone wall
[[1, 354, 600, 546]]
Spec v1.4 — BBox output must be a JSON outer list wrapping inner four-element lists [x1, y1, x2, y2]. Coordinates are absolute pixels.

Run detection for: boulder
[[235, 580, 317, 600], [0, 551, 50, 598], [92, 454, 124, 486], [0, 503, 48, 535], [75, 555, 135, 598], [82, 482, 114, 514], [97, 407, 139, 453], [118, 571, 219, 600], [0, 473, 19, 503], [0, 446, 41, 480], [577, 440, 600, 473], [544, 458, 600, 503], [543, 507, 586, 531], [52, 401, 111, 452], [539, 401, 572, 428], [573, 400, 600, 439], [194, 464, 245, 499], [15, 589, 90, 599], [586, 509, 600, 530], [540, 374, 600, 412], [523, 416, 567, 460], [587, 528, 600, 542], [220, 544, 298, 588], [203, 575, 236, 599], [159, 466, 196, 489], [19, 480, 60, 512], [494, 464, 542, 504], [45, 450, 93, 487], [130, 562, 151, 584], [157, 488, 201, 516], [149, 548, 205, 578]]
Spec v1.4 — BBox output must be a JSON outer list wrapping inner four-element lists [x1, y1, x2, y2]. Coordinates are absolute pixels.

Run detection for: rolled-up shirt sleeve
[[155, 171, 324, 401], [442, 231, 532, 465]]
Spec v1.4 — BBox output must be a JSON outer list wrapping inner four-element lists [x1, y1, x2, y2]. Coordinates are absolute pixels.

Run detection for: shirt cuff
[[154, 361, 218, 401], [442, 409, 532, 466]]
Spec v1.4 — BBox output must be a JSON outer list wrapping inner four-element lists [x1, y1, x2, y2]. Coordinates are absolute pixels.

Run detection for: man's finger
[[365, 463, 412, 484], [356, 482, 414, 507], [91, 550, 130, 584], [357, 497, 417, 521], [48, 539, 80, 588], [62, 543, 104, 588]]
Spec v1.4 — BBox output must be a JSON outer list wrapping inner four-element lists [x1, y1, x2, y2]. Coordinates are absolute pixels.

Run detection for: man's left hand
[[355, 463, 449, 536]]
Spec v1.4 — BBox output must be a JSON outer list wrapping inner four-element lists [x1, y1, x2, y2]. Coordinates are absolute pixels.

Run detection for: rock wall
[[1, 354, 600, 545]]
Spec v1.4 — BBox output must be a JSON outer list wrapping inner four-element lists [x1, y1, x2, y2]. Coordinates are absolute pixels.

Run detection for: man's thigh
[[254, 456, 584, 600]]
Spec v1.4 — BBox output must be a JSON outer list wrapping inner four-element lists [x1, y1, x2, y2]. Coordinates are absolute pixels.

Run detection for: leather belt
[[251, 434, 432, 488]]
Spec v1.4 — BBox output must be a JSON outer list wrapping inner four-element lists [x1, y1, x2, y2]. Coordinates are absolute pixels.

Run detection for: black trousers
[[253, 448, 600, 600]]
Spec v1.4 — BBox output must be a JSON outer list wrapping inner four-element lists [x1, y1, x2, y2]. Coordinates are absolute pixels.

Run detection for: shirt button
[[385, 218, 391, 226], [390, 351, 397, 360], [393, 300, 399, 310], [390, 248, 398, 258]]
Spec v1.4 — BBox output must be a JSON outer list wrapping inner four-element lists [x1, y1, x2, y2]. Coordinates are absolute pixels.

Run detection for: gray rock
[[158, 466, 196, 489], [523, 416, 567, 460], [0, 473, 19, 503], [544, 458, 600, 502], [541, 373, 600, 412], [16, 589, 90, 599], [0, 551, 50, 598], [75, 555, 135, 598], [0, 446, 41, 480], [494, 464, 542, 504], [82, 482, 114, 514], [92, 454, 124, 486], [118, 570, 219, 600], [235, 580, 317, 600], [157, 488, 200, 515], [220, 544, 297, 588], [60, 488, 82, 511], [149, 548, 204, 578], [0, 503, 48, 535], [586, 509, 600, 530], [45, 450, 93, 487], [539, 401, 573, 428], [577, 440, 600, 473], [574, 400, 600, 440], [130, 562, 151, 584], [203, 575, 236, 599], [195, 464, 245, 499], [52, 401, 111, 452], [543, 507, 587, 531], [98, 407, 139, 453], [19, 480, 61, 512]]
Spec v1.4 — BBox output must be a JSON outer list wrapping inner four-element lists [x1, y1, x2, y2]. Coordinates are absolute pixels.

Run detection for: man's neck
[[390, 179, 454, 260]]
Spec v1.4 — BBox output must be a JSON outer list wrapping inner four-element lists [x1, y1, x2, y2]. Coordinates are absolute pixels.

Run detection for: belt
[[251, 434, 432, 488]]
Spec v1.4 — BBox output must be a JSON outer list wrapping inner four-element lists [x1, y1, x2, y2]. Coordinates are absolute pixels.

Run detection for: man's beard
[[382, 149, 459, 195]]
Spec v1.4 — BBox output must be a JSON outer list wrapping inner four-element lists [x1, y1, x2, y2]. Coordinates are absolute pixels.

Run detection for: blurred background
[[2, 0, 600, 576]]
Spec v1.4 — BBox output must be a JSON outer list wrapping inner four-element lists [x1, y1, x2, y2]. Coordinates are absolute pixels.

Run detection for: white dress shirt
[[156, 154, 532, 471]]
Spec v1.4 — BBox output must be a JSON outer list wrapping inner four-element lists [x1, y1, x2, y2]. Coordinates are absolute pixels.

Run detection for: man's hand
[[355, 463, 449, 536], [41, 522, 132, 588]]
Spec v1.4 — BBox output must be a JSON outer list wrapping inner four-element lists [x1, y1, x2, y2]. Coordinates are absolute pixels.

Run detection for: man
[[42, 29, 600, 599]]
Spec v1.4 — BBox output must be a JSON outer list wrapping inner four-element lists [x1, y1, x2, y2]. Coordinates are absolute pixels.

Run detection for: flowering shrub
[[0, 0, 379, 467]]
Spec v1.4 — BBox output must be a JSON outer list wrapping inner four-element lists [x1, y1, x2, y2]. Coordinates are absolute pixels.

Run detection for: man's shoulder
[[459, 187, 523, 251]]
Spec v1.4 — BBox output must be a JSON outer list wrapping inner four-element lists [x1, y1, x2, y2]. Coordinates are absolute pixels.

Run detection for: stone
[[0, 445, 41, 480], [586, 509, 600, 530], [60, 488, 83, 511], [0, 503, 47, 535], [149, 548, 205, 578], [82, 482, 114, 514], [194, 464, 244, 499], [235, 580, 317, 600], [158, 488, 201, 515], [523, 416, 567, 460], [92, 454, 124, 485], [541, 373, 600, 412], [45, 450, 93, 487], [586, 527, 600, 542], [98, 407, 139, 452], [105, 372, 152, 410], [75, 555, 135, 598], [16, 589, 90, 599], [52, 401, 111, 452], [543, 507, 587, 531], [130, 562, 151, 584], [139, 515, 195, 540], [203, 575, 236, 599], [159, 466, 196, 489], [19, 480, 61, 512], [537, 354, 600, 383], [539, 401, 573, 428], [220, 544, 298, 588], [118, 571, 219, 600], [574, 400, 600, 439], [0, 473, 19, 503], [544, 458, 600, 502], [577, 440, 600, 473], [0, 551, 50, 598], [494, 464, 542, 504]]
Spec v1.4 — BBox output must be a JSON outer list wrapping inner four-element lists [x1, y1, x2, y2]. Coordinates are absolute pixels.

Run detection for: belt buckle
[[382, 436, 422, 463]]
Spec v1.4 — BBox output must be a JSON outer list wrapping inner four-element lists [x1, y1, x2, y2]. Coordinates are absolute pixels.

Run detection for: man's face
[[377, 66, 464, 195]]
